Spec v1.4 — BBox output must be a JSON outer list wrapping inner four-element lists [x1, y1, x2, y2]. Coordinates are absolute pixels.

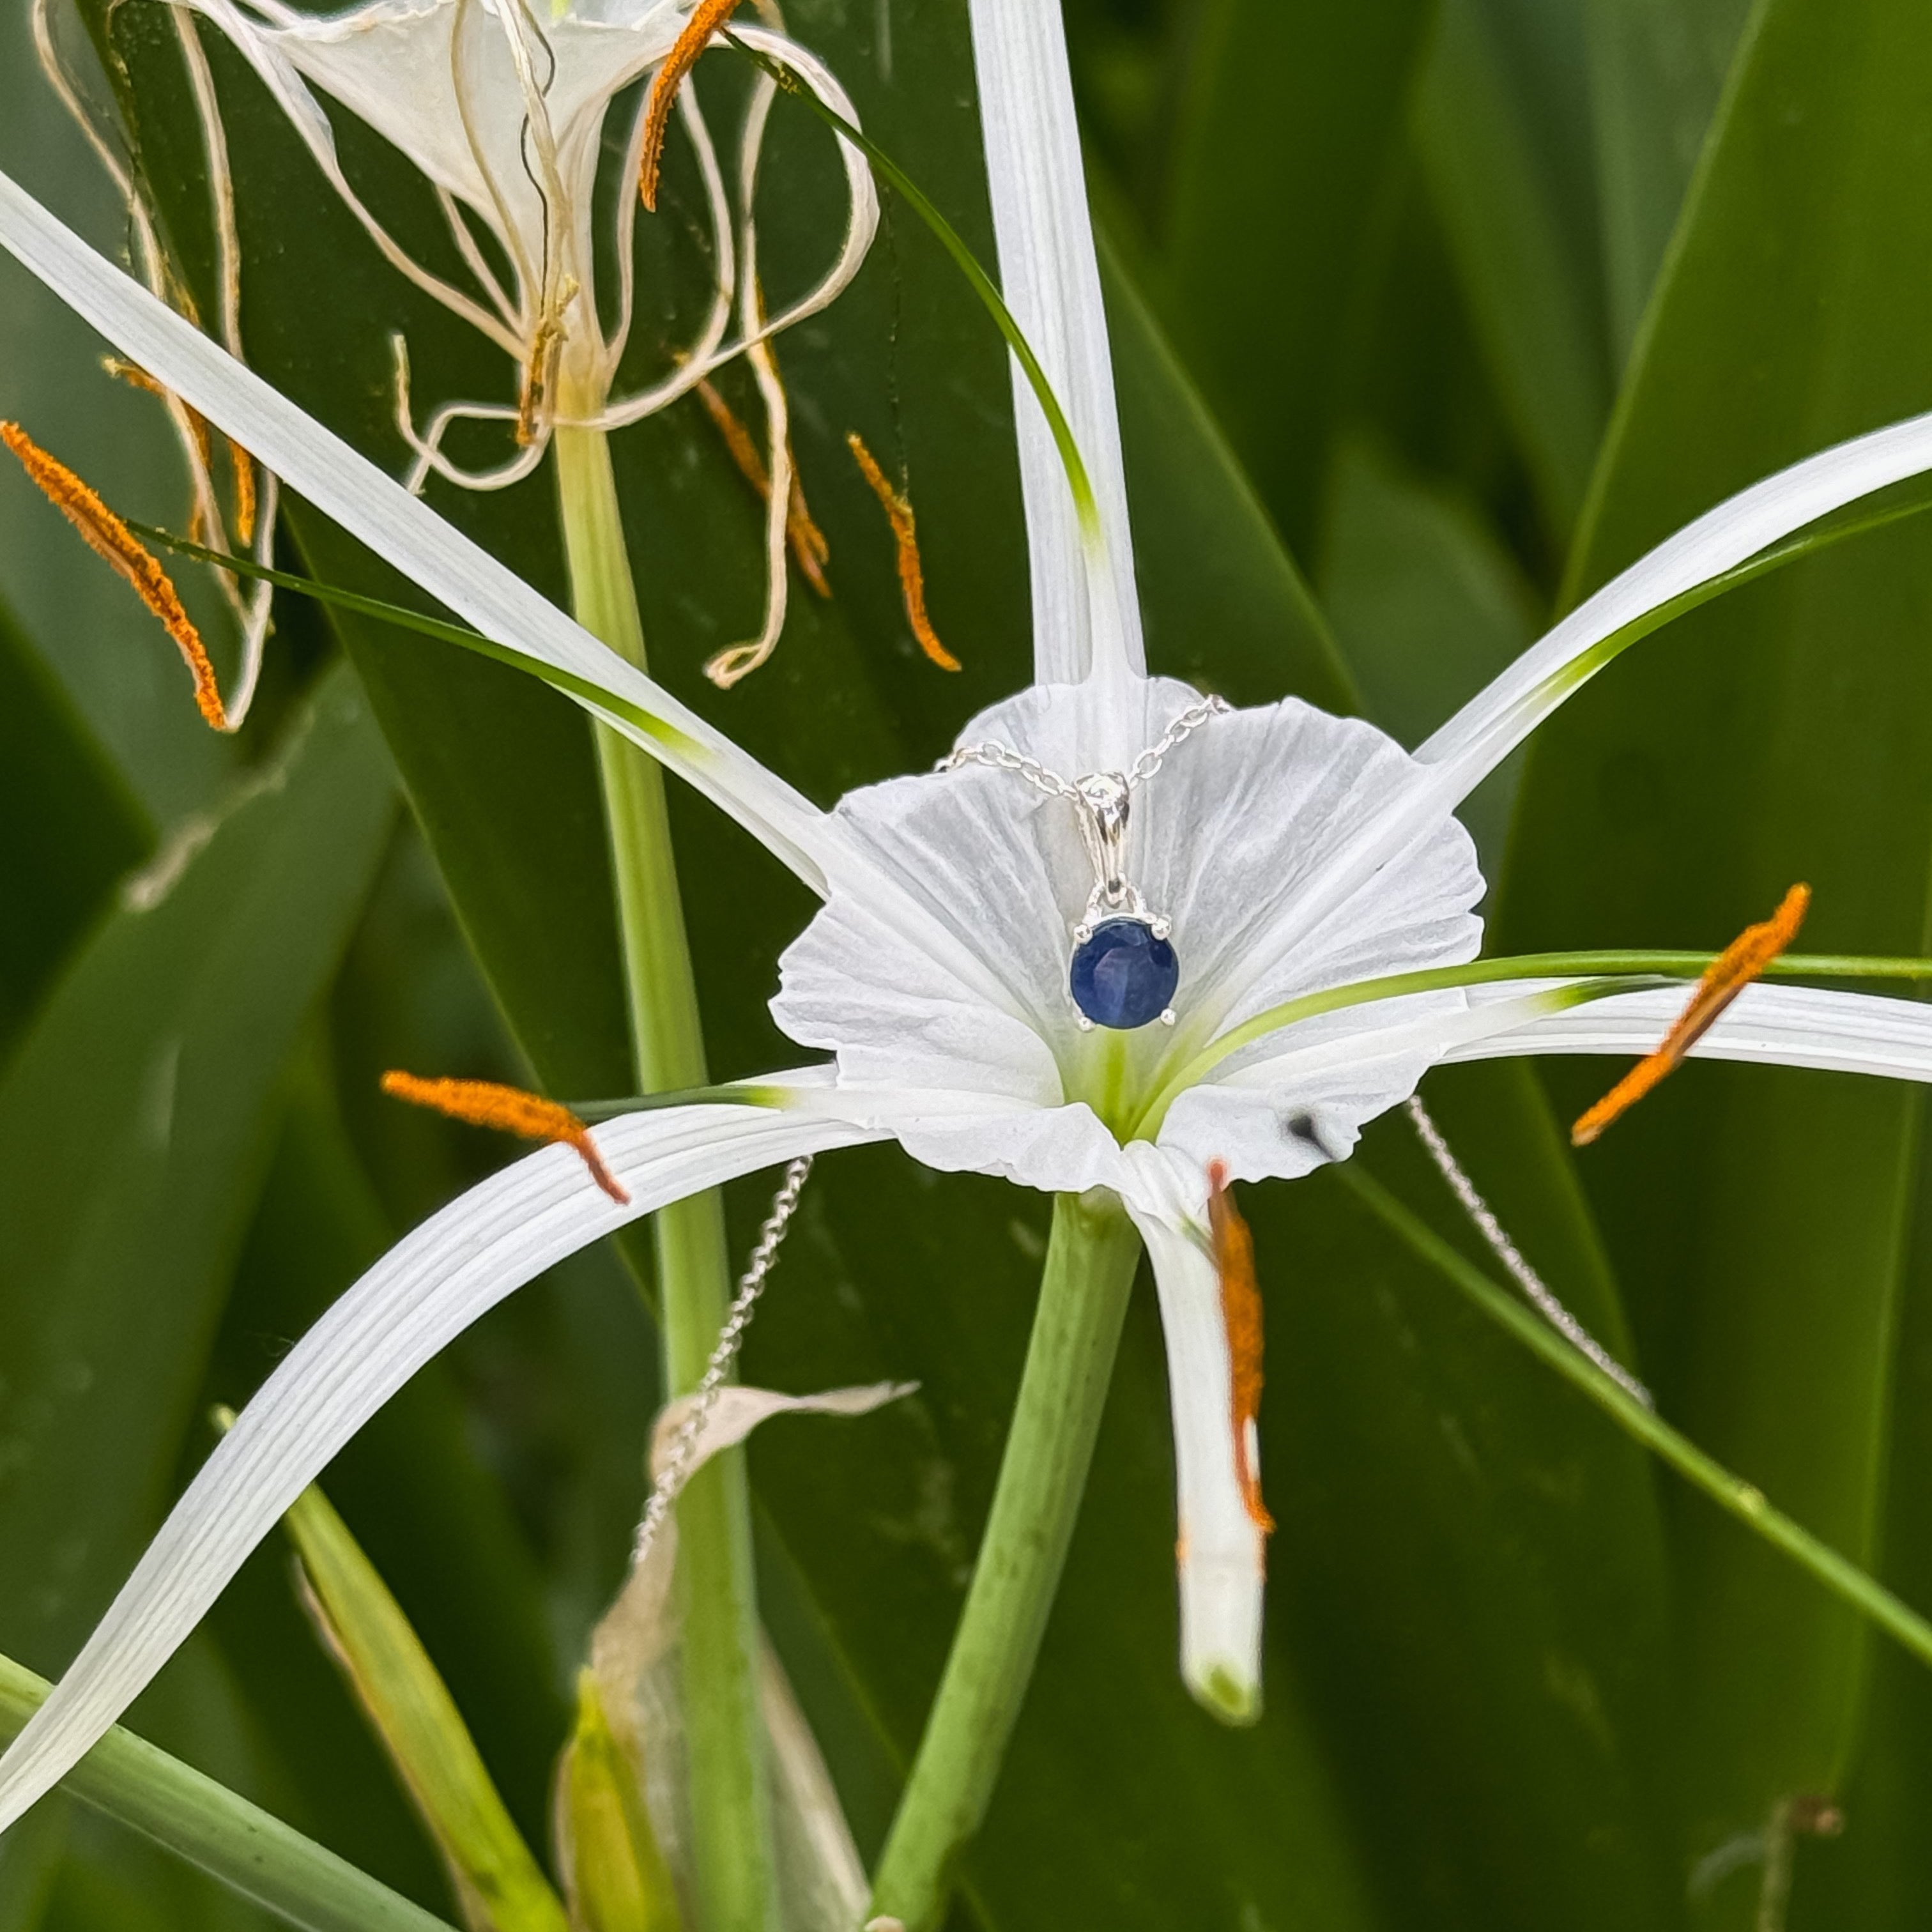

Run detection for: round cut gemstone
[[1069, 917, 1179, 1029]]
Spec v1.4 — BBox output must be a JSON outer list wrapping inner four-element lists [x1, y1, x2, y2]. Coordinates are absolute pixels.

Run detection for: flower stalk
[[868, 1192, 1142, 1932], [552, 402, 775, 1932]]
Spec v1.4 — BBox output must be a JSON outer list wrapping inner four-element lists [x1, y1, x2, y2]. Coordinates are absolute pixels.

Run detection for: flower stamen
[[2, 420, 227, 730], [1207, 1160, 1273, 1533], [228, 437, 257, 547], [381, 1070, 631, 1203], [640, 0, 743, 211], [516, 291, 575, 448], [847, 431, 960, 671], [696, 377, 831, 594], [1571, 882, 1812, 1146]]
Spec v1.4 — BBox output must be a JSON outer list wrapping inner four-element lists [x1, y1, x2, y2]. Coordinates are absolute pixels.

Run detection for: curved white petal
[[967, 0, 1142, 689], [1417, 408, 1932, 796], [1121, 1149, 1264, 1724], [0, 1084, 889, 1834], [0, 167, 839, 893], [1438, 977, 1932, 1081]]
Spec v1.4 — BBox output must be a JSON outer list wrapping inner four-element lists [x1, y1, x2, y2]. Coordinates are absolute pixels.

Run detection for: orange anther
[[1572, 882, 1811, 1146], [640, 0, 743, 211], [696, 378, 831, 595], [848, 432, 960, 672], [3, 420, 227, 730], [381, 1071, 631, 1204], [1207, 1160, 1273, 1534], [227, 436, 257, 548]]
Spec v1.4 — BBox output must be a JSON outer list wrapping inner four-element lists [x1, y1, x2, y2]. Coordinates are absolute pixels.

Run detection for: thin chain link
[[935, 694, 1230, 795], [1404, 1096, 1653, 1407], [631, 1154, 816, 1569], [1124, 694, 1232, 785]]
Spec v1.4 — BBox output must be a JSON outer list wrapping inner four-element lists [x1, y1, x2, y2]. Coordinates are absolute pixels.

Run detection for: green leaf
[[554, 1673, 682, 1932], [0, 1645, 457, 1932], [276, 1473, 567, 1932], [1413, 0, 1614, 547], [0, 590, 148, 1062], [1100, 239, 1354, 713], [0, 662, 396, 1676], [1585, 0, 1756, 364], [1315, 431, 1540, 868], [206, 1061, 569, 1880], [1156, 0, 1438, 553], [1498, 0, 1932, 1915], [1249, 1064, 1680, 1932]]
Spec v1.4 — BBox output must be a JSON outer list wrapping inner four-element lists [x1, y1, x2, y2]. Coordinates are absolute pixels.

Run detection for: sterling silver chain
[[935, 693, 1231, 800], [631, 1154, 815, 1570]]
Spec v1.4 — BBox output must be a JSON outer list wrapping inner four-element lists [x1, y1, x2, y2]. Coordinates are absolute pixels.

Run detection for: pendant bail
[[1073, 771, 1132, 910]]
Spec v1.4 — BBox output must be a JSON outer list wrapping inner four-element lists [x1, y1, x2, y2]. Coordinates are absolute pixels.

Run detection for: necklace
[[938, 694, 1230, 1031]]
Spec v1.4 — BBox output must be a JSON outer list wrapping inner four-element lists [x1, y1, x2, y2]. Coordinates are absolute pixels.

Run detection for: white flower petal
[[967, 0, 1143, 689], [776, 678, 1483, 1193], [230, 0, 684, 284], [1417, 408, 1932, 796], [174, 0, 523, 351], [1122, 1151, 1265, 1724], [1438, 977, 1932, 1081], [0, 1086, 885, 1835], [1160, 983, 1596, 1183], [0, 166, 841, 892]]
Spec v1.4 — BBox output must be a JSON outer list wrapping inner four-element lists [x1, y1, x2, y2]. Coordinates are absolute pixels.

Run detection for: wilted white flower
[[176, 0, 877, 489]]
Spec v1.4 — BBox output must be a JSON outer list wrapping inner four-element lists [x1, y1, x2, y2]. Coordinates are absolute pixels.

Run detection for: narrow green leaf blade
[[279, 1478, 567, 1932], [0, 1648, 457, 1932], [0, 663, 396, 1675], [0, 591, 148, 1061], [1500, 0, 1932, 1913]]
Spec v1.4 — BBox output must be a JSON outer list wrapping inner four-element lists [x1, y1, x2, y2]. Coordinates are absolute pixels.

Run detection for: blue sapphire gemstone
[[1069, 917, 1179, 1029]]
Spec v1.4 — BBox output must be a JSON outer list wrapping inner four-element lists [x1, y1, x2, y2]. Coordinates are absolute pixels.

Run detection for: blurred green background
[[4, 0, 1932, 1927]]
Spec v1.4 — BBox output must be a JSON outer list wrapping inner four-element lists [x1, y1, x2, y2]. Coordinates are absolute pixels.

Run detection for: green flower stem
[[870, 1192, 1143, 1932], [1340, 1162, 1932, 1673], [553, 414, 774, 1932], [0, 1652, 456, 1932]]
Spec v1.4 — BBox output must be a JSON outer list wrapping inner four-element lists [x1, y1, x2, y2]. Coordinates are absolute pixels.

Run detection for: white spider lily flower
[[13, 0, 1932, 1809], [176, 0, 877, 494]]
